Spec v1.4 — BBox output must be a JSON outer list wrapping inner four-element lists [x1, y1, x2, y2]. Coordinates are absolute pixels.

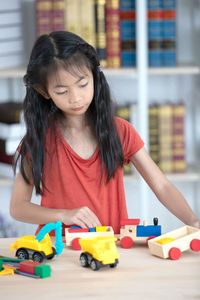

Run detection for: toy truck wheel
[[32, 251, 45, 263], [47, 247, 56, 260], [190, 239, 200, 252], [90, 259, 101, 271], [80, 253, 89, 267], [16, 248, 29, 260], [110, 259, 118, 268], [120, 236, 134, 248], [169, 247, 181, 260], [71, 238, 81, 250]]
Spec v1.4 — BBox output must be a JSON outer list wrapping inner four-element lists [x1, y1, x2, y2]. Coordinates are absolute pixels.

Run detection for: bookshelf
[[0, 0, 200, 233]]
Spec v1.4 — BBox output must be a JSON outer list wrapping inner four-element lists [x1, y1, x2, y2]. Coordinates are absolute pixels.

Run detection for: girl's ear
[[33, 84, 50, 99]]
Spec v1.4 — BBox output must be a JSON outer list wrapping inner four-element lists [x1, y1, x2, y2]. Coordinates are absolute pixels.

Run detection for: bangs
[[38, 51, 93, 91]]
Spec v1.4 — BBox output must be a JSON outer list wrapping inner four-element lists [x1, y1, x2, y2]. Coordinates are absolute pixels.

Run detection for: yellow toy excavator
[[10, 221, 64, 263]]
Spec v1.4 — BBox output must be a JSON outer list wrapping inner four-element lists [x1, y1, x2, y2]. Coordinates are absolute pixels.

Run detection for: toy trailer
[[65, 226, 114, 250], [148, 225, 200, 260], [79, 236, 119, 271]]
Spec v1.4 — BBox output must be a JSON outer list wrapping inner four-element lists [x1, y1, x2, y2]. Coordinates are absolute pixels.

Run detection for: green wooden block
[[0, 259, 3, 271], [34, 264, 51, 278]]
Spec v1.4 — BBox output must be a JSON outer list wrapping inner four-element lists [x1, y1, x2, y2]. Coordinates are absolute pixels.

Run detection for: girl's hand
[[61, 206, 102, 228], [191, 219, 200, 229]]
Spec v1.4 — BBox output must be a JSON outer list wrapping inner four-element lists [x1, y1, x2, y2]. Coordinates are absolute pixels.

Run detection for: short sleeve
[[115, 117, 144, 163]]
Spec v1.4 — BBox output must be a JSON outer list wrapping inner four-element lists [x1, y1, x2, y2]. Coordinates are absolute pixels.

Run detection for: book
[[149, 104, 159, 165], [120, 0, 136, 67], [106, 0, 121, 68], [0, 138, 21, 155], [0, 123, 25, 140], [52, 0, 65, 31], [36, 0, 53, 36], [0, 102, 23, 124], [172, 102, 186, 172], [158, 103, 174, 173], [80, 0, 96, 47], [64, 0, 82, 37], [95, 0, 107, 67]]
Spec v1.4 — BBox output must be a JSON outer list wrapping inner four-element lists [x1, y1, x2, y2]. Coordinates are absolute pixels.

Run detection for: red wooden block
[[19, 260, 40, 274]]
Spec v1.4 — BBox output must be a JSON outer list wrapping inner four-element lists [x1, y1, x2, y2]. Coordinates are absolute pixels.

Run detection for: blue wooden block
[[89, 227, 96, 232], [136, 225, 161, 237]]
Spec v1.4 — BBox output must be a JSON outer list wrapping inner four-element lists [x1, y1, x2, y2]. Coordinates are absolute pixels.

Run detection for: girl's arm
[[131, 147, 200, 228], [10, 172, 101, 228]]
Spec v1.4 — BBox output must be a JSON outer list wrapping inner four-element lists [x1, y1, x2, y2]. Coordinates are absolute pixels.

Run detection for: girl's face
[[47, 66, 94, 117]]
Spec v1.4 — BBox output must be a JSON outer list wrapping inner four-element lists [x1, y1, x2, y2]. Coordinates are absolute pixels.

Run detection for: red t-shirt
[[41, 117, 144, 233]]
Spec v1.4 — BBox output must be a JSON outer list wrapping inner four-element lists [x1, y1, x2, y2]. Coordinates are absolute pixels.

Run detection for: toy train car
[[65, 226, 114, 250], [119, 217, 161, 248]]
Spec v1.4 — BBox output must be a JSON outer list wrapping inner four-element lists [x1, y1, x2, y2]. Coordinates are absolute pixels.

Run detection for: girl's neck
[[61, 115, 89, 131]]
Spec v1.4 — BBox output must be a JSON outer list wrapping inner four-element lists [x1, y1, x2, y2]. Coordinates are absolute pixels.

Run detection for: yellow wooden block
[[95, 226, 107, 232], [156, 237, 175, 244], [0, 268, 14, 276]]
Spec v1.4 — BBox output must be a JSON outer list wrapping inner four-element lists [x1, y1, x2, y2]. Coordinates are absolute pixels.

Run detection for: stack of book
[[0, 1, 24, 69], [149, 102, 186, 173], [0, 102, 25, 177]]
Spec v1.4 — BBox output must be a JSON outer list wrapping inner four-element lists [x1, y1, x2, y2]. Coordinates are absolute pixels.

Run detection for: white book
[[1, 138, 21, 155], [0, 122, 25, 139]]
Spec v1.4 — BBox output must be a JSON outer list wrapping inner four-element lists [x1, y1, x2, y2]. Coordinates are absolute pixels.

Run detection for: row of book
[[115, 101, 186, 174], [149, 102, 186, 173], [36, 0, 177, 68]]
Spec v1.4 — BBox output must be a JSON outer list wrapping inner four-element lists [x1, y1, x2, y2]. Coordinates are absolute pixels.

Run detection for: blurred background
[[0, 0, 200, 237]]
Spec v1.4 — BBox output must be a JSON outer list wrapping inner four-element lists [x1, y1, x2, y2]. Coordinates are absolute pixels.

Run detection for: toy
[[10, 221, 64, 262], [119, 217, 161, 248], [148, 225, 200, 260], [79, 236, 119, 271], [65, 225, 114, 250]]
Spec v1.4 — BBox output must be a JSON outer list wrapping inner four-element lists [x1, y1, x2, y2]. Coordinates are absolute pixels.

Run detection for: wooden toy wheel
[[120, 236, 134, 248], [190, 239, 200, 252], [169, 247, 181, 260], [71, 238, 81, 250]]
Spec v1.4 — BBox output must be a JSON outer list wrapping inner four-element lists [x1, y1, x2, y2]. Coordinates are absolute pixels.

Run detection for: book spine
[[149, 104, 159, 165], [36, 0, 53, 36], [52, 0, 65, 31], [120, 0, 136, 67], [162, 0, 176, 66], [172, 103, 186, 172], [80, 0, 96, 47], [158, 103, 174, 173], [106, 0, 121, 68], [0, 102, 23, 124], [148, 0, 163, 67], [64, 0, 82, 37], [95, 0, 107, 67]]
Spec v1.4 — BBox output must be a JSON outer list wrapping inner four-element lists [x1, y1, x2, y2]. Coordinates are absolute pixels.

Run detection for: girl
[[10, 31, 200, 233]]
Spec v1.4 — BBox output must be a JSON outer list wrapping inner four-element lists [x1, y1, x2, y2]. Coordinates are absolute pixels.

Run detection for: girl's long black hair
[[15, 31, 124, 195]]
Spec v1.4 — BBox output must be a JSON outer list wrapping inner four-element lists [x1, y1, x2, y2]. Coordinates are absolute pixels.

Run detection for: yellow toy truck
[[79, 236, 119, 271]]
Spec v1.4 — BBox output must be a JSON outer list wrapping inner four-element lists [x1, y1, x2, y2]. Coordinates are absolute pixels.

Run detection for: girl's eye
[[56, 91, 68, 95], [80, 82, 88, 88]]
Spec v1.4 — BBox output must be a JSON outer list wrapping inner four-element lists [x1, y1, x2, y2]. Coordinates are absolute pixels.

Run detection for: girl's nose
[[68, 89, 82, 104]]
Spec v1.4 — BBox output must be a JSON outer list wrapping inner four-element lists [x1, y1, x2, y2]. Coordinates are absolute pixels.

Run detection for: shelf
[[104, 65, 200, 77], [124, 165, 200, 183], [0, 65, 199, 79], [0, 67, 26, 79]]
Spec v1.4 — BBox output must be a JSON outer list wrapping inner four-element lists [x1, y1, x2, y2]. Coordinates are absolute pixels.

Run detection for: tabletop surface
[[0, 237, 200, 300]]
